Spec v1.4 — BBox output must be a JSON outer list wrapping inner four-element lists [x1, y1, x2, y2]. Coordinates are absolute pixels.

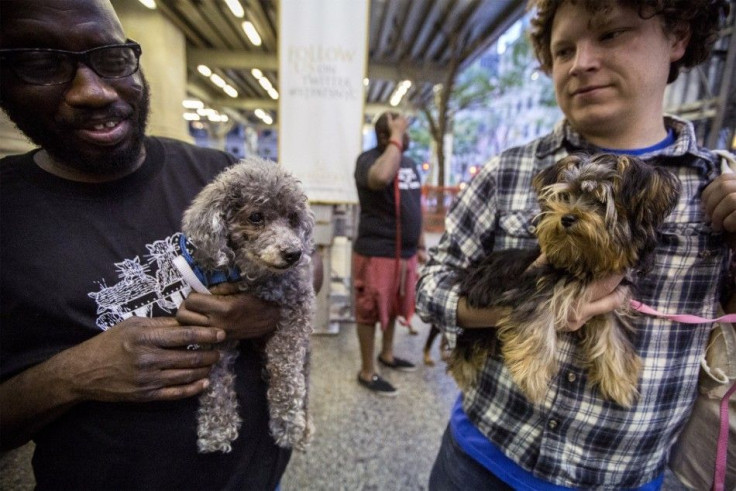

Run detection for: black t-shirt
[[0, 137, 290, 490], [353, 147, 422, 258]]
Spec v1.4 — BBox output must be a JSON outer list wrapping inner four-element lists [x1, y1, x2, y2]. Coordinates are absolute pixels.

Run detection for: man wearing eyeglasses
[[0, 1, 292, 489]]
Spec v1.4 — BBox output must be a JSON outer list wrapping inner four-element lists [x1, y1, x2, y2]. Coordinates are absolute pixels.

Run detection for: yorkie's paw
[[590, 351, 641, 407]]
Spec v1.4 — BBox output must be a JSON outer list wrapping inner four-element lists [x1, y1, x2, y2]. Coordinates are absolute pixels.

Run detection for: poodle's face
[[182, 158, 315, 275], [226, 184, 312, 273]]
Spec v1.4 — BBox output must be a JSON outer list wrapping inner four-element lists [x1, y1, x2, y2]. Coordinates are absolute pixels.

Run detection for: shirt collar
[[535, 115, 711, 163]]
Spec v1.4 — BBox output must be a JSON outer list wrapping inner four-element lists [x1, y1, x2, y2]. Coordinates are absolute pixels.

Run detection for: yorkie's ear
[[533, 154, 585, 192], [182, 178, 236, 269], [618, 156, 681, 228]]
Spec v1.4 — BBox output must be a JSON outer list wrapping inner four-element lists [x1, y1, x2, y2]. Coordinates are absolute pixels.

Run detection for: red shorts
[[352, 252, 418, 330]]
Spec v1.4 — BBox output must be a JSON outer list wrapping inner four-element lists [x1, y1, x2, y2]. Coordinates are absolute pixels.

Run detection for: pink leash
[[631, 300, 735, 491]]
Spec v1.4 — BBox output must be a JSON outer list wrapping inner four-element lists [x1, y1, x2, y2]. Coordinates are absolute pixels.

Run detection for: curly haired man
[[417, 0, 734, 489]]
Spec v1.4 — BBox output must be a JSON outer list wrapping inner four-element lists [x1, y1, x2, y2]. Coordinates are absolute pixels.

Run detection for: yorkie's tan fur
[[450, 153, 680, 407]]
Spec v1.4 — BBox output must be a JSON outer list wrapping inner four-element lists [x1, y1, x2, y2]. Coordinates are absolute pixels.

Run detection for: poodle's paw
[[270, 413, 313, 451]]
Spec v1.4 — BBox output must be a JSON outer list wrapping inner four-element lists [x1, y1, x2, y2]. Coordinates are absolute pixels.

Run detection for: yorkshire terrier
[[449, 153, 680, 407]]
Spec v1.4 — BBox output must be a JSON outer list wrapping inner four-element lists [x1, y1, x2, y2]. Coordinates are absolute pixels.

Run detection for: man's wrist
[[388, 139, 403, 152]]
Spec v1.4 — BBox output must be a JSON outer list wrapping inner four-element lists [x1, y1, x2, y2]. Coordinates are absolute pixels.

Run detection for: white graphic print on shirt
[[398, 167, 421, 190], [88, 233, 191, 331]]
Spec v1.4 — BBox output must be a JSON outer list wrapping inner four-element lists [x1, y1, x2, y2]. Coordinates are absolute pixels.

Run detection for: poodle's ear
[[181, 179, 235, 269], [302, 206, 316, 250]]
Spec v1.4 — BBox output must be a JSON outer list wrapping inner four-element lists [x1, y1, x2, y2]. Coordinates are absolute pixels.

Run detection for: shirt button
[[567, 372, 577, 383], [548, 419, 558, 430]]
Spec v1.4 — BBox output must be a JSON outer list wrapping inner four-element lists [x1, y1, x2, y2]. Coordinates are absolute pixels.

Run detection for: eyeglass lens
[[10, 45, 139, 85]]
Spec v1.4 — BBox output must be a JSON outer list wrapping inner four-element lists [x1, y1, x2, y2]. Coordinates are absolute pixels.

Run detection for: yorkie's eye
[[555, 191, 570, 202], [248, 212, 265, 224]]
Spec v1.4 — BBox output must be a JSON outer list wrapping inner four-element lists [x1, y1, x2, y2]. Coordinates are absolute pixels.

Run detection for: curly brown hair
[[527, 0, 731, 83]]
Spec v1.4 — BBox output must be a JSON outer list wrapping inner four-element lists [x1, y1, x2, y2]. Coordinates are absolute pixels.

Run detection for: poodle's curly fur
[[181, 156, 315, 453]]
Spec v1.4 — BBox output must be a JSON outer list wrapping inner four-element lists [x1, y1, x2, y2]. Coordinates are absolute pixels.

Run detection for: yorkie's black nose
[[561, 214, 577, 228], [282, 250, 302, 265]]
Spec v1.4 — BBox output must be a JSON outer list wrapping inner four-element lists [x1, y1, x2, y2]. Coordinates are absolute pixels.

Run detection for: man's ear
[[669, 21, 691, 63]]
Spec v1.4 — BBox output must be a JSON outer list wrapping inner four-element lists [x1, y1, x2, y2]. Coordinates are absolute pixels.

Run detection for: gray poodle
[[177, 156, 315, 453]]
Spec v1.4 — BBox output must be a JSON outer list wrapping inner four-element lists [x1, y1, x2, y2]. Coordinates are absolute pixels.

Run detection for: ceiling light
[[254, 108, 272, 125], [197, 65, 213, 77], [267, 88, 279, 100], [251, 68, 263, 80], [242, 21, 262, 46], [258, 77, 273, 91], [139, 0, 156, 9], [390, 80, 412, 106], [223, 85, 239, 98], [182, 99, 204, 109], [223, 0, 244, 18], [210, 73, 226, 88], [183, 113, 200, 121]]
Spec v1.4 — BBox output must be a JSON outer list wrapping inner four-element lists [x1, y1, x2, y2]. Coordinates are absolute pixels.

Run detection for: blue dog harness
[[173, 234, 241, 294]]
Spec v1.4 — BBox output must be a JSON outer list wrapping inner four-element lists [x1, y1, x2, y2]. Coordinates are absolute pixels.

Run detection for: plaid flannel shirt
[[416, 116, 731, 488]]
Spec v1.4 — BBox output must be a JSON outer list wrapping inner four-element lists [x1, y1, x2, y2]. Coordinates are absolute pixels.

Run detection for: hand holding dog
[[176, 283, 281, 340], [563, 275, 628, 331], [0, 316, 224, 450], [531, 253, 627, 332], [71, 316, 225, 402]]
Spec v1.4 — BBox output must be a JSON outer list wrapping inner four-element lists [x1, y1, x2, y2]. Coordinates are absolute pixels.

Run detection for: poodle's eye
[[248, 212, 265, 224], [289, 212, 300, 227]]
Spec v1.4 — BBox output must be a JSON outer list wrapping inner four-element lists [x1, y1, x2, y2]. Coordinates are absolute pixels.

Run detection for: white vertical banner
[[278, 0, 368, 204]]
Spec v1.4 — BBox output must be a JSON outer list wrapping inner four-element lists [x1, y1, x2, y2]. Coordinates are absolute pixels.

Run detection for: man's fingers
[[157, 367, 214, 386], [142, 348, 221, 370], [175, 307, 210, 327], [148, 326, 225, 349], [208, 283, 242, 295], [145, 379, 211, 401], [566, 284, 629, 331], [709, 197, 736, 232]]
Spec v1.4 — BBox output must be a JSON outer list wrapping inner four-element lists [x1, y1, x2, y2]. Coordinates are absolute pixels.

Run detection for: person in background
[[0, 1, 320, 488], [353, 111, 428, 396], [416, 0, 733, 489]]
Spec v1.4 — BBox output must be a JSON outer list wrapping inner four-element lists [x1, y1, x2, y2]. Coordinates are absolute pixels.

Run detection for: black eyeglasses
[[0, 40, 142, 86]]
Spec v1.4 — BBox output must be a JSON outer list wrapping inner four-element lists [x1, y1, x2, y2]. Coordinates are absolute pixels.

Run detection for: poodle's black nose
[[282, 250, 302, 265], [561, 214, 577, 228]]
